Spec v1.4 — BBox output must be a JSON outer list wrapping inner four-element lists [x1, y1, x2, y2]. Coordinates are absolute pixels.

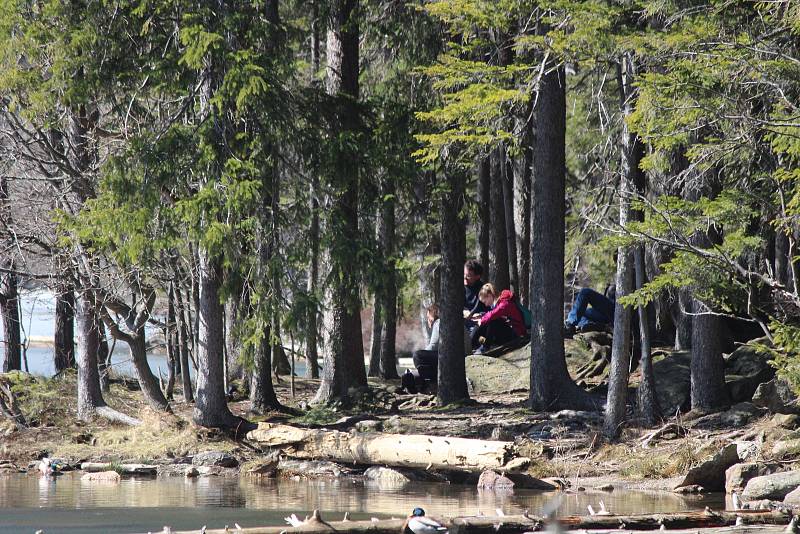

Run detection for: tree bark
[[528, 49, 597, 412], [690, 302, 730, 410], [513, 110, 533, 306], [675, 289, 693, 350], [502, 146, 520, 294], [775, 229, 789, 288], [489, 148, 510, 291], [604, 53, 640, 438], [305, 1, 322, 380], [194, 248, 239, 427], [75, 292, 139, 425], [476, 158, 491, 270], [0, 266, 21, 373], [368, 297, 382, 377], [314, 0, 366, 404], [438, 166, 470, 405], [175, 277, 194, 402], [54, 268, 75, 372], [378, 175, 398, 379], [636, 244, 661, 425]]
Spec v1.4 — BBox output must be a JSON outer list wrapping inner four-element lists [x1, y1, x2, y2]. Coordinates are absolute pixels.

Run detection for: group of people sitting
[[405, 259, 618, 392], [408, 260, 528, 389]]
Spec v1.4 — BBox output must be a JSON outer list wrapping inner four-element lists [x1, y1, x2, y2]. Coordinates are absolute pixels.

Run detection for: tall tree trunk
[[379, 176, 398, 379], [174, 277, 194, 402], [97, 321, 110, 392], [251, 323, 281, 413], [194, 248, 239, 427], [368, 298, 382, 377], [225, 298, 244, 382], [690, 303, 730, 410], [0, 177, 20, 373], [675, 289, 693, 350], [166, 286, 178, 401], [305, 0, 322, 380], [775, 229, 789, 287], [314, 0, 366, 404], [528, 49, 596, 412], [514, 108, 533, 306], [603, 54, 639, 439], [476, 158, 491, 271], [635, 244, 661, 425], [54, 263, 75, 372], [438, 166, 469, 405], [75, 292, 106, 420], [489, 148, 510, 291], [502, 147, 519, 294], [0, 266, 21, 373], [128, 330, 170, 411]]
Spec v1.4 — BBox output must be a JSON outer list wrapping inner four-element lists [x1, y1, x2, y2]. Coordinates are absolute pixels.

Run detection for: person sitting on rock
[[411, 304, 440, 383], [463, 259, 489, 330], [563, 285, 616, 337], [470, 283, 526, 354]]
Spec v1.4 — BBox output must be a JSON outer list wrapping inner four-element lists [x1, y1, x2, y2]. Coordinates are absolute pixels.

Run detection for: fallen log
[[139, 508, 793, 534], [80, 462, 157, 475], [247, 423, 522, 472]]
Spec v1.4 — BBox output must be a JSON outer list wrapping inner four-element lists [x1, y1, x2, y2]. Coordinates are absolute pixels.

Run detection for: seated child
[[470, 283, 526, 354]]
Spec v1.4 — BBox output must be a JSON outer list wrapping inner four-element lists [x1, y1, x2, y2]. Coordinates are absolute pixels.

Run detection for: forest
[[0, 0, 798, 476]]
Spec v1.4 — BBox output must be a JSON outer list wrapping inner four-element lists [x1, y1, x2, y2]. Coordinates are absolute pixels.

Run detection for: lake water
[[0, 472, 719, 533]]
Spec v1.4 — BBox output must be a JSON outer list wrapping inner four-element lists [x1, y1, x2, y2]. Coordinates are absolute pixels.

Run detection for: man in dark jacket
[[463, 260, 489, 331]]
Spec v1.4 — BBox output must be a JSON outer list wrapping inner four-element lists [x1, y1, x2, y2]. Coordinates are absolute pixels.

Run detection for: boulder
[[784, 486, 800, 506], [192, 451, 238, 468], [653, 351, 692, 415], [364, 466, 411, 487], [689, 403, 765, 429], [772, 439, 800, 458], [195, 466, 238, 477], [742, 470, 800, 500], [465, 354, 528, 394], [477, 470, 514, 490], [726, 463, 782, 493], [772, 414, 800, 429], [753, 378, 800, 414], [81, 471, 121, 483], [725, 340, 774, 377], [575, 331, 613, 349], [278, 459, 353, 479], [727, 375, 771, 404], [157, 464, 200, 477], [354, 420, 382, 432], [675, 443, 740, 492]]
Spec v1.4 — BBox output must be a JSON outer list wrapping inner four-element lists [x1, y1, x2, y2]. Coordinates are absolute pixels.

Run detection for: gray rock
[[727, 375, 771, 404], [753, 378, 800, 415], [772, 414, 800, 429], [157, 464, 199, 477], [575, 331, 613, 348], [675, 443, 740, 492], [772, 439, 800, 458], [674, 484, 705, 494], [742, 470, 800, 500], [195, 466, 238, 477], [653, 351, 692, 415], [477, 469, 514, 490], [465, 354, 528, 394], [354, 420, 382, 433], [278, 459, 352, 479], [726, 462, 782, 493], [688, 403, 765, 429], [784, 486, 800, 506], [725, 339, 774, 377], [364, 466, 411, 487], [191, 451, 239, 468]]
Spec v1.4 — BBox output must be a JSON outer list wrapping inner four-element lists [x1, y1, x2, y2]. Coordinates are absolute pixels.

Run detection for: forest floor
[[1, 354, 796, 494]]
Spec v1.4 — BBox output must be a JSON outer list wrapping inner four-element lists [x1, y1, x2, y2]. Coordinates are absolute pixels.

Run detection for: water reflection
[[0, 473, 708, 514]]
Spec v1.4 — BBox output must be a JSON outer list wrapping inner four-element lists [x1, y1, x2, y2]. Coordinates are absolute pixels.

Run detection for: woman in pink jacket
[[470, 283, 526, 354]]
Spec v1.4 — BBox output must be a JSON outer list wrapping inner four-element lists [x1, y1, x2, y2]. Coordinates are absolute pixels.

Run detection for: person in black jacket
[[463, 260, 489, 331]]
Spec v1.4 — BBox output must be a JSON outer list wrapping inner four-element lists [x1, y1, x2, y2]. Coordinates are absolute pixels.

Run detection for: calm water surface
[[0, 472, 720, 534]]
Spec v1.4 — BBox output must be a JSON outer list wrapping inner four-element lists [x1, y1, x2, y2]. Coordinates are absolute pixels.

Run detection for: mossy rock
[[652, 351, 692, 415]]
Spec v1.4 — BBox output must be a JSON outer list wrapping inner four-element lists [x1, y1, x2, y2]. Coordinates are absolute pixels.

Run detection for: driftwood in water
[[144, 508, 793, 534], [247, 423, 521, 472], [81, 462, 157, 475]]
